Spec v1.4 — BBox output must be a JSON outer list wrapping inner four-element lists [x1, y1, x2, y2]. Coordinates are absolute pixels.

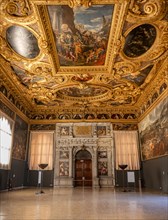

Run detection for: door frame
[[73, 149, 93, 187], [75, 159, 92, 187]]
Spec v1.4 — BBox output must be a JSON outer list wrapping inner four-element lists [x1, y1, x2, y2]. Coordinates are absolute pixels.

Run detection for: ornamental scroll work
[[69, 0, 92, 8], [2, 0, 33, 17], [0, 36, 22, 62], [127, 0, 167, 22]]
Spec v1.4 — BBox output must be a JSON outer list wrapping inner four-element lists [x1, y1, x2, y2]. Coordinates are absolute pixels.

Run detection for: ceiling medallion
[[69, 0, 92, 8], [123, 24, 156, 58], [6, 25, 40, 59]]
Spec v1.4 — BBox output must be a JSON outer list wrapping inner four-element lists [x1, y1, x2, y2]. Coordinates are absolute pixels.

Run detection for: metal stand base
[[35, 164, 48, 195], [35, 190, 45, 194], [122, 188, 128, 192]]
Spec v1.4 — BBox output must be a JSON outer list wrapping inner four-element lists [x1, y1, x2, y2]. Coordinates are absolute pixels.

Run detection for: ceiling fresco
[[58, 86, 108, 97], [48, 4, 114, 66], [0, 0, 167, 121]]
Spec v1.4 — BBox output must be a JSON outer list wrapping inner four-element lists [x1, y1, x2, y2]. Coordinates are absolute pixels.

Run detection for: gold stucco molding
[[127, 0, 167, 23], [0, 0, 36, 23]]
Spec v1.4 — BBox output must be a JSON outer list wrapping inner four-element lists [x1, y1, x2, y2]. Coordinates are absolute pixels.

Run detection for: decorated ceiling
[[0, 0, 167, 121]]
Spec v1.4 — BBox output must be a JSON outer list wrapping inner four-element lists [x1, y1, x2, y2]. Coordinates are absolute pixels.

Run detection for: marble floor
[[0, 187, 167, 220]]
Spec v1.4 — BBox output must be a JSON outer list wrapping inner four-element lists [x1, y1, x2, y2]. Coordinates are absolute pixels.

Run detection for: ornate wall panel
[[139, 96, 168, 161], [54, 122, 114, 187], [12, 114, 28, 160]]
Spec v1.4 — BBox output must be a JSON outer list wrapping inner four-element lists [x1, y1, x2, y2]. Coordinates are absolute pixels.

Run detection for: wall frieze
[[57, 138, 98, 146]]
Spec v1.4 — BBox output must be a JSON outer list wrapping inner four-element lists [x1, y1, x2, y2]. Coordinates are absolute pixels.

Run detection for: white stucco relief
[[54, 122, 115, 187]]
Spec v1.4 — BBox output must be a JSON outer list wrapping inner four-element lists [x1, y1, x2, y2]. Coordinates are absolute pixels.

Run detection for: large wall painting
[[48, 5, 114, 66], [12, 115, 28, 160], [139, 97, 168, 160]]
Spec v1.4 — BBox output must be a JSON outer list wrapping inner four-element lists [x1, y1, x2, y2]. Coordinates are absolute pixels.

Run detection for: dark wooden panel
[[75, 159, 92, 187]]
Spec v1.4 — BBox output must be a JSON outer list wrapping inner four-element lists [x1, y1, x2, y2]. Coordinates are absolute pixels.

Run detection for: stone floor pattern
[[0, 188, 167, 220]]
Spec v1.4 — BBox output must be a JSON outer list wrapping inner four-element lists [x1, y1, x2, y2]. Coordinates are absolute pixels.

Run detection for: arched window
[[0, 111, 14, 169]]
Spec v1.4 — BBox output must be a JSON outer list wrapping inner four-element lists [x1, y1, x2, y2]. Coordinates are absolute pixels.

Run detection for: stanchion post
[[118, 164, 128, 192], [36, 163, 48, 195]]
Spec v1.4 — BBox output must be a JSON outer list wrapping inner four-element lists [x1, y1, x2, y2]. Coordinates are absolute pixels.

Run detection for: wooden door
[[75, 159, 92, 187]]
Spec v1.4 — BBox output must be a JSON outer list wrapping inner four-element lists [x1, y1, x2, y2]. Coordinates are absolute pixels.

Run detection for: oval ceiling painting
[[123, 24, 156, 58], [58, 86, 108, 98], [6, 25, 40, 59]]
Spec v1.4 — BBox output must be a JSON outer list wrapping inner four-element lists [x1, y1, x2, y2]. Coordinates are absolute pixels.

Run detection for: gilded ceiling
[[0, 0, 167, 121]]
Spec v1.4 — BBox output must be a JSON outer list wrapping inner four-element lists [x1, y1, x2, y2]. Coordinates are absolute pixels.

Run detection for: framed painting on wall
[[12, 115, 28, 160], [139, 97, 168, 160]]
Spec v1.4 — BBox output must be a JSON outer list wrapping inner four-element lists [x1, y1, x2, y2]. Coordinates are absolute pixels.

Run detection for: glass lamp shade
[[118, 164, 128, 170], [38, 164, 48, 169]]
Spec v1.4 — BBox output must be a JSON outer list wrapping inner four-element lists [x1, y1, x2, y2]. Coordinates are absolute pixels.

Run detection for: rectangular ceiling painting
[[48, 5, 114, 66]]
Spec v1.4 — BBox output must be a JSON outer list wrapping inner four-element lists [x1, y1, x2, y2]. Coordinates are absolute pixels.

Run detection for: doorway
[[75, 150, 92, 187]]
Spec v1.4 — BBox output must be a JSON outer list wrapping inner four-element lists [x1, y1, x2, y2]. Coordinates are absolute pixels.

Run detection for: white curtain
[[29, 132, 54, 170], [114, 131, 140, 170], [0, 111, 14, 169]]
